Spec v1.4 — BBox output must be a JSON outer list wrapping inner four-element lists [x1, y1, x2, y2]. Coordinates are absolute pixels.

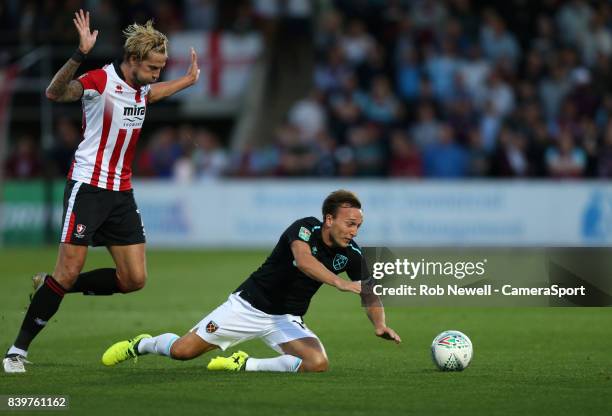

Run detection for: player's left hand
[[375, 326, 401, 344], [186, 47, 200, 85]]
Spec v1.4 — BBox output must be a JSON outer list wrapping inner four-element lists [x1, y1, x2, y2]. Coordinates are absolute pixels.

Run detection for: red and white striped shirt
[[69, 61, 151, 191]]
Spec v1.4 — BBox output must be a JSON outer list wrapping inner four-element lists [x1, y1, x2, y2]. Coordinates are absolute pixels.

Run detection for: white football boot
[[3, 355, 31, 373]]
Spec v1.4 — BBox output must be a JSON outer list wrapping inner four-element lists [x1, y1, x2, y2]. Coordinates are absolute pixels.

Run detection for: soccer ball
[[431, 330, 473, 371]]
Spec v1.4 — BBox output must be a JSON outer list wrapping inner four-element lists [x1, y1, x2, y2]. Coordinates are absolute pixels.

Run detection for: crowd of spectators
[[5, 117, 230, 181], [237, 0, 612, 178], [0, 0, 244, 60], [5, 0, 612, 180]]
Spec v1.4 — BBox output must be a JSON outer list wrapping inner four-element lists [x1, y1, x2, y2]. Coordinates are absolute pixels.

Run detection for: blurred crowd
[[236, 0, 612, 178], [0, 0, 252, 59], [5, 118, 230, 181], [5, 0, 612, 180]]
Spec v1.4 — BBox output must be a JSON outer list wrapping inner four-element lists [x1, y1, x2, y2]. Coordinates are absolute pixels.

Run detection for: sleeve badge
[[298, 226, 312, 242]]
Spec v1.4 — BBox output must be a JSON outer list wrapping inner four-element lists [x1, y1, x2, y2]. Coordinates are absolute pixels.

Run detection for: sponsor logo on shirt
[[123, 105, 146, 119]]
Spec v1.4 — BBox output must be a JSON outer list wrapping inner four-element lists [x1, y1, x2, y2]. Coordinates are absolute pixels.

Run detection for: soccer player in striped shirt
[[3, 9, 200, 373]]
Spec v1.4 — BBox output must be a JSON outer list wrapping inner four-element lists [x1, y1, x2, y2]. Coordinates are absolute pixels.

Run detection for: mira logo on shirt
[[123, 105, 146, 117]]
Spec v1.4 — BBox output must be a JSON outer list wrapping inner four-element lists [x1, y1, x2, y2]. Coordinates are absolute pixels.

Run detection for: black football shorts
[[59, 180, 146, 246]]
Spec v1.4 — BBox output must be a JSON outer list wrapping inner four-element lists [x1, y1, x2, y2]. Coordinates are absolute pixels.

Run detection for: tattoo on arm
[[46, 58, 84, 102]]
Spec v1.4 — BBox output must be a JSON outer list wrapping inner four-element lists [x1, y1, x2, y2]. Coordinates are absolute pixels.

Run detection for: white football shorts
[[192, 292, 319, 353]]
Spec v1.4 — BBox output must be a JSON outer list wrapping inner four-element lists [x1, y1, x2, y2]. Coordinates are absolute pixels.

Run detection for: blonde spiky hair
[[122, 20, 168, 61]]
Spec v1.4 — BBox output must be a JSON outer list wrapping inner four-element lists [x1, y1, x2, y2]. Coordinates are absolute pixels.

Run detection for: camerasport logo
[[74, 224, 86, 239]]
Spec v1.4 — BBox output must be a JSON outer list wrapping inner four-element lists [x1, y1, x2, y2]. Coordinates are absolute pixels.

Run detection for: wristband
[[71, 49, 87, 63]]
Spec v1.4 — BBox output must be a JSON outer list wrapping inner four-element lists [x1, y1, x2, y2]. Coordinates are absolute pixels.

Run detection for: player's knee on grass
[[300, 353, 329, 372], [169, 340, 200, 361]]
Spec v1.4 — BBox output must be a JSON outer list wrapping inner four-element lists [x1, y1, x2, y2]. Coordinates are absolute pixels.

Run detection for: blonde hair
[[122, 20, 168, 61]]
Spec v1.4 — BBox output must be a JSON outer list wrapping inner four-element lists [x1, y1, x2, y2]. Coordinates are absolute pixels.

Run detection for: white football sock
[[137, 333, 179, 357], [7, 346, 28, 358], [244, 354, 302, 372]]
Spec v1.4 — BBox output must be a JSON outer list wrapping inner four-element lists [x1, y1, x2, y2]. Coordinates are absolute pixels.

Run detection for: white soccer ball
[[431, 330, 473, 371]]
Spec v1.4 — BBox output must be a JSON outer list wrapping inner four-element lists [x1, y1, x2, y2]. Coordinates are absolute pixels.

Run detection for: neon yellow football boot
[[101, 333, 151, 366], [207, 350, 249, 371]]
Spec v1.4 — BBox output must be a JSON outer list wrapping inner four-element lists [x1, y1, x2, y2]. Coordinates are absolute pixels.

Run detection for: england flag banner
[[165, 31, 263, 101]]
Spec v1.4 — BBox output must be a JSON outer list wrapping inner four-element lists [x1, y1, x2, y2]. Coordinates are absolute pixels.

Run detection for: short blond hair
[[122, 20, 168, 61]]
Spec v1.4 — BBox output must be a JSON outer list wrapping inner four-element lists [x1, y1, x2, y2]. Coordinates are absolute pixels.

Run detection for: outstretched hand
[[336, 279, 361, 295], [375, 326, 402, 344], [186, 47, 200, 85], [73, 9, 98, 54]]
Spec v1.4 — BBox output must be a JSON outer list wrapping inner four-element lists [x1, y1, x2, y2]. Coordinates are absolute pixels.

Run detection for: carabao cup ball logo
[[436, 333, 469, 348], [333, 254, 348, 270]]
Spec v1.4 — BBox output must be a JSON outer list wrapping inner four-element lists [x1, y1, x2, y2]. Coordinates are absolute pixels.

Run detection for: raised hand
[[186, 47, 201, 85], [73, 9, 98, 54]]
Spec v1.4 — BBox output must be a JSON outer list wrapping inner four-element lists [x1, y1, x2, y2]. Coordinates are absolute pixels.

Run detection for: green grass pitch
[[0, 248, 610, 415]]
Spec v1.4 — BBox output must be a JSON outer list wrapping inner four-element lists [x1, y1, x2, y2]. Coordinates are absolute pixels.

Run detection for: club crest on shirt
[[298, 226, 311, 242], [333, 254, 348, 270], [206, 321, 219, 333]]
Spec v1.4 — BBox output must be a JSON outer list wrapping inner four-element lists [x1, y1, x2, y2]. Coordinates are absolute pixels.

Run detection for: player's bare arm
[[291, 240, 361, 294], [361, 292, 401, 344], [45, 69, 84, 103], [46, 9, 97, 102], [147, 47, 200, 104]]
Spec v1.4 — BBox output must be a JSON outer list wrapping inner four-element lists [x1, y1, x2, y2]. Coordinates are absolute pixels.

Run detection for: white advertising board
[[129, 180, 612, 247]]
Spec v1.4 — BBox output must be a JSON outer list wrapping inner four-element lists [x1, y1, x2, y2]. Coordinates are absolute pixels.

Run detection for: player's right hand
[[73, 9, 98, 54], [336, 279, 361, 295]]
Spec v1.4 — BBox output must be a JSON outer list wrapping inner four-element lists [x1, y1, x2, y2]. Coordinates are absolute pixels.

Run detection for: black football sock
[[68, 268, 121, 295], [12, 276, 66, 352]]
